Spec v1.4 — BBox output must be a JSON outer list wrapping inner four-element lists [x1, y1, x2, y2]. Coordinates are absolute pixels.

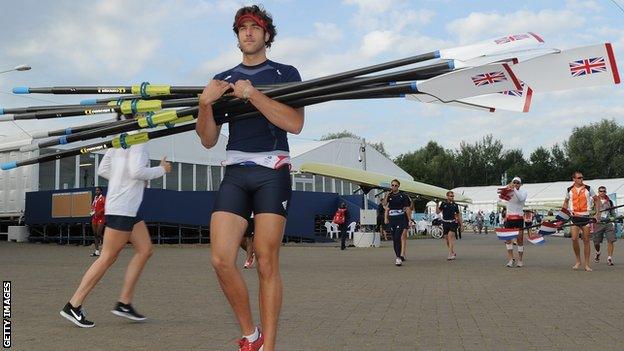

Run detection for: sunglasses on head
[[599, 189, 606, 192], [512, 181, 520, 184]]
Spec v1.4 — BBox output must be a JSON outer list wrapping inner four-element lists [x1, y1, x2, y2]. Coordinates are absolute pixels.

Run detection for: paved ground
[[1, 232, 624, 351]]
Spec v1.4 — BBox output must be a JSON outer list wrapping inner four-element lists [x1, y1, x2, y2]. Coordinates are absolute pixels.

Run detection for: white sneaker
[[395, 258, 402, 266], [506, 259, 515, 268], [516, 261, 524, 268]]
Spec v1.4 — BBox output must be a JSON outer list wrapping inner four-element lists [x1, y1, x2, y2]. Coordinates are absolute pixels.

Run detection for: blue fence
[[25, 188, 374, 242]]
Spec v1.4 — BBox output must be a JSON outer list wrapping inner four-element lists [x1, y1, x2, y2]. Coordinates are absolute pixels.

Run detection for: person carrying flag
[[561, 171, 600, 271], [502, 177, 527, 268], [593, 186, 617, 266]]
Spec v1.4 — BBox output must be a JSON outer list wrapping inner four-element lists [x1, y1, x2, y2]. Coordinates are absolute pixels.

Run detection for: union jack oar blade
[[509, 43, 620, 92], [414, 62, 522, 102]]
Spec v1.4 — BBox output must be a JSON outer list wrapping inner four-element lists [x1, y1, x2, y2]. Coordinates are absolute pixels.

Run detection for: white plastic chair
[[324, 221, 339, 239], [346, 221, 357, 240]]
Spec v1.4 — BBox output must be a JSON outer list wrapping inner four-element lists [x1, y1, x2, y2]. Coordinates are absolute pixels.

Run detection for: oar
[[2, 65, 447, 122], [1, 116, 196, 170], [12, 31, 546, 97], [30, 118, 119, 139]]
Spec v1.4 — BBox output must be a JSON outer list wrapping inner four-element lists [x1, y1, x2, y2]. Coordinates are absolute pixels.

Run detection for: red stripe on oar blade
[[523, 86, 533, 113], [503, 63, 522, 90], [528, 32, 544, 43], [605, 43, 621, 84]]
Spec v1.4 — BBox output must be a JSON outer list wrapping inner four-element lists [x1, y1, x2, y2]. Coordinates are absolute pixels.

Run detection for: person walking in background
[[61, 142, 171, 327], [562, 171, 600, 272], [90, 187, 106, 257], [593, 186, 617, 266], [436, 191, 461, 260], [384, 179, 412, 266], [333, 203, 348, 250]]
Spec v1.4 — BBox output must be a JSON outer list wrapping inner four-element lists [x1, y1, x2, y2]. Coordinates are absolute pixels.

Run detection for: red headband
[[236, 14, 268, 33]]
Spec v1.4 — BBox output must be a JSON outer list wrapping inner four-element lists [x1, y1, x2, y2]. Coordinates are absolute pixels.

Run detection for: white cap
[[512, 176, 522, 183]]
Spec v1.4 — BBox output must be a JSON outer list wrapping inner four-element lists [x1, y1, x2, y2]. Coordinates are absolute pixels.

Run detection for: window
[[79, 153, 96, 188], [181, 163, 194, 191], [314, 175, 323, 192], [149, 160, 163, 189], [166, 163, 179, 190], [38, 150, 56, 190], [324, 177, 333, 193], [196, 165, 208, 191], [210, 166, 222, 190], [59, 155, 76, 189]]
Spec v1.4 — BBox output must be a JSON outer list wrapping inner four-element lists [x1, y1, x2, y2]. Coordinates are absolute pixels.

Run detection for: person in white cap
[[503, 176, 528, 267]]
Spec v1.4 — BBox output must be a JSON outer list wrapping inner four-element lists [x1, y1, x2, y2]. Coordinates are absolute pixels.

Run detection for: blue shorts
[[212, 165, 292, 219], [105, 215, 142, 232]]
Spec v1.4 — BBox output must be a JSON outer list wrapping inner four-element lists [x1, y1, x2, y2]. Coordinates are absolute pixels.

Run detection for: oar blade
[[439, 32, 545, 62], [510, 43, 621, 92], [416, 63, 522, 101]]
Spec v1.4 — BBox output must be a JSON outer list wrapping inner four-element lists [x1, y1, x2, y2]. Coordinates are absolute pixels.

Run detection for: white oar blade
[[510, 43, 621, 92], [407, 81, 532, 113], [439, 32, 545, 62], [458, 84, 533, 113], [417, 63, 522, 101], [454, 47, 560, 69]]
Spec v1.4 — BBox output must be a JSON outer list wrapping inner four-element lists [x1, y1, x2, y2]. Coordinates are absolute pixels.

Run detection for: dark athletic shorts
[[571, 216, 592, 227], [105, 215, 142, 232], [442, 221, 458, 236], [213, 165, 292, 219], [505, 219, 524, 230], [388, 217, 408, 231]]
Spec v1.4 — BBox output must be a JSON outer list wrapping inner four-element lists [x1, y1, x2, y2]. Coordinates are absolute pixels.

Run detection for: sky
[[0, 0, 623, 158]]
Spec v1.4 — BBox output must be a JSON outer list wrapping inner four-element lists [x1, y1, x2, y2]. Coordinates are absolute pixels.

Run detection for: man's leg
[[571, 226, 581, 269], [210, 212, 255, 337], [582, 226, 592, 271], [447, 231, 455, 258], [516, 230, 524, 267], [400, 229, 407, 259], [253, 213, 287, 351]]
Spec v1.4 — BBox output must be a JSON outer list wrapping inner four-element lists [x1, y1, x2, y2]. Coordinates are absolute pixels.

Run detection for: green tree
[[320, 130, 390, 157], [526, 146, 552, 182], [567, 119, 624, 178]]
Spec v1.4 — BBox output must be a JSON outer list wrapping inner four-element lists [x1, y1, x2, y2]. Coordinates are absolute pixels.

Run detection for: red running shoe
[[238, 330, 264, 351]]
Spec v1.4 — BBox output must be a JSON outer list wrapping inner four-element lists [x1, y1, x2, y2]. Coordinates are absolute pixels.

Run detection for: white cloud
[[446, 9, 584, 44]]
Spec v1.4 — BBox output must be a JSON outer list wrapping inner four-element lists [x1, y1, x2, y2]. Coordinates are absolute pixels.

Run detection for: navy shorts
[[442, 221, 458, 235], [105, 215, 142, 232], [571, 216, 592, 227], [388, 217, 408, 231], [213, 165, 292, 219], [505, 219, 524, 230]]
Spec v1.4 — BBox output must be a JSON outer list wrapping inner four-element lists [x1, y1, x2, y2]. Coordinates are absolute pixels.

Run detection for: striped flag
[[496, 228, 519, 240], [528, 233, 545, 245], [538, 222, 558, 236], [555, 208, 571, 222], [497, 187, 513, 201]]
